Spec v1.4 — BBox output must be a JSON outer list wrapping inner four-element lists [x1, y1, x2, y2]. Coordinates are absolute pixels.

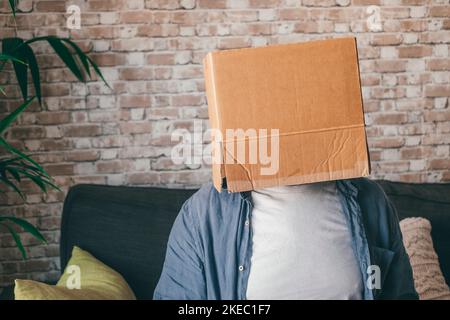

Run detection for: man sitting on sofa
[[153, 178, 418, 300]]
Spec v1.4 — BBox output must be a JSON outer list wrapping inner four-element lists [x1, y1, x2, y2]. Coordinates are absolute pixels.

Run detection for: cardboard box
[[203, 37, 370, 192]]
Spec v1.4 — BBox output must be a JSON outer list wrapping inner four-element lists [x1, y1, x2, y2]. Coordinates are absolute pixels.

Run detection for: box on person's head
[[203, 37, 371, 193]]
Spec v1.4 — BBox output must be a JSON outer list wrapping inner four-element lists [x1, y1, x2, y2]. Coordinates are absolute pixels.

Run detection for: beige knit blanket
[[400, 217, 450, 300]]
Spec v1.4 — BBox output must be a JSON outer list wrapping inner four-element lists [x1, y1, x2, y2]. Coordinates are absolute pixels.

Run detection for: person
[[153, 178, 418, 300]]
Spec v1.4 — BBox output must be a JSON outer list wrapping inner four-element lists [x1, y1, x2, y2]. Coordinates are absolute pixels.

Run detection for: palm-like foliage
[[1, 0, 108, 258]]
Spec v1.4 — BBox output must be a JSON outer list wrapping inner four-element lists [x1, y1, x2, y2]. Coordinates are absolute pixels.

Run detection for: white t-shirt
[[246, 181, 363, 300]]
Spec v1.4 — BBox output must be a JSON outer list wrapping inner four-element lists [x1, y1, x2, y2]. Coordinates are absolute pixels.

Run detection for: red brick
[[429, 6, 450, 17], [119, 96, 151, 108], [96, 160, 130, 173], [35, 0, 66, 12], [171, 94, 204, 106], [119, 67, 154, 80], [375, 60, 407, 73], [198, 0, 227, 9], [119, 11, 154, 24], [425, 85, 450, 97], [352, 0, 380, 4], [248, 0, 282, 8], [119, 122, 152, 134], [424, 110, 450, 122], [279, 8, 309, 20], [127, 172, 161, 185], [65, 150, 99, 162], [400, 20, 427, 32], [146, 53, 175, 65], [43, 164, 74, 176], [90, 53, 127, 67], [429, 159, 450, 170], [10, 127, 46, 139], [218, 37, 251, 49], [36, 112, 70, 125], [400, 147, 432, 160], [427, 59, 450, 71], [371, 34, 403, 46], [397, 46, 433, 58], [420, 32, 450, 44], [369, 138, 405, 149], [372, 113, 408, 125], [88, 0, 127, 11], [444, 19, 450, 30], [63, 125, 102, 137]]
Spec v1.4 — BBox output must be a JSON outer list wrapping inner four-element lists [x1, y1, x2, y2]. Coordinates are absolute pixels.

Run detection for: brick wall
[[0, 0, 449, 287]]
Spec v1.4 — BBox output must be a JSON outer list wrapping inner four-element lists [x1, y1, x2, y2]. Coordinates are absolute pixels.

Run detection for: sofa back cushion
[[60, 184, 196, 300], [376, 180, 450, 287]]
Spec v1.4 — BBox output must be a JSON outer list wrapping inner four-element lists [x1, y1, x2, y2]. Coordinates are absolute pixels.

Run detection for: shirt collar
[[222, 178, 359, 200], [221, 178, 252, 201]]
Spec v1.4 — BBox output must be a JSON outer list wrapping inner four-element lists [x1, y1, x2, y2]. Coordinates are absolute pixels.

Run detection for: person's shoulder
[[181, 182, 236, 220], [350, 177, 389, 204], [349, 178, 399, 229], [185, 182, 221, 206]]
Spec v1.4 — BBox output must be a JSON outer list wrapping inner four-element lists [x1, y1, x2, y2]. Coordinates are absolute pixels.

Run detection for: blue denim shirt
[[154, 178, 418, 300]]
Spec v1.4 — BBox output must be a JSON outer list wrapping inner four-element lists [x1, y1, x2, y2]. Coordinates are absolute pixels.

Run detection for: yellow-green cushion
[[14, 246, 136, 300]]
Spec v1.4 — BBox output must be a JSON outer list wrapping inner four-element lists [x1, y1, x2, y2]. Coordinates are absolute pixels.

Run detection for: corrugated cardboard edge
[[203, 53, 225, 192], [227, 160, 370, 193], [353, 37, 372, 176], [225, 125, 370, 193]]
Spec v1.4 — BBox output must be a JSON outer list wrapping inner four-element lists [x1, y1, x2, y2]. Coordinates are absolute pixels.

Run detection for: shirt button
[[238, 265, 244, 272], [244, 220, 250, 226]]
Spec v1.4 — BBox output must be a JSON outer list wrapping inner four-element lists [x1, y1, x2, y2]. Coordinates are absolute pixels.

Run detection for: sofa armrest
[[0, 285, 14, 300]]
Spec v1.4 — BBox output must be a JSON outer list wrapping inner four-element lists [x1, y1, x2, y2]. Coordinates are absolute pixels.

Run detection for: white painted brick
[[435, 98, 448, 109], [380, 47, 397, 59], [410, 160, 426, 171], [410, 6, 427, 18], [259, 9, 278, 21]]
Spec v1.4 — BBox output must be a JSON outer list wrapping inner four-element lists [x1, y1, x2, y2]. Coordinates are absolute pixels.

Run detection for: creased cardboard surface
[[203, 37, 370, 192]]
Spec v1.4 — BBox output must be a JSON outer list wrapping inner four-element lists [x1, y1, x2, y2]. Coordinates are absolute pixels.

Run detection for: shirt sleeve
[[153, 199, 206, 300], [381, 196, 419, 300]]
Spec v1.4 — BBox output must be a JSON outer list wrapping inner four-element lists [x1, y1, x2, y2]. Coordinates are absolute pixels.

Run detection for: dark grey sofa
[[1, 179, 450, 300]]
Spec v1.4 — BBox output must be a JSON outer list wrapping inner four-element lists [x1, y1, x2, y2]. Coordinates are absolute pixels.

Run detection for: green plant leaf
[[0, 222, 27, 259], [8, 0, 17, 17], [0, 53, 27, 65], [2, 217, 46, 244], [1, 42, 39, 104], [17, 169, 47, 193], [46, 37, 84, 82], [0, 171, 24, 199], [14, 166, 59, 193], [17, 161, 56, 185], [0, 157, 60, 195], [18, 43, 42, 104], [0, 96, 35, 134], [0, 156, 22, 165], [5, 166, 21, 182], [0, 137, 48, 177], [2, 38, 28, 101], [24, 36, 110, 88], [86, 55, 110, 88], [61, 38, 91, 78]]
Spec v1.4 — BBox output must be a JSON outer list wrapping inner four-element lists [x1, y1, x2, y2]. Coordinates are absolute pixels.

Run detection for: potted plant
[[1, 0, 107, 259]]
